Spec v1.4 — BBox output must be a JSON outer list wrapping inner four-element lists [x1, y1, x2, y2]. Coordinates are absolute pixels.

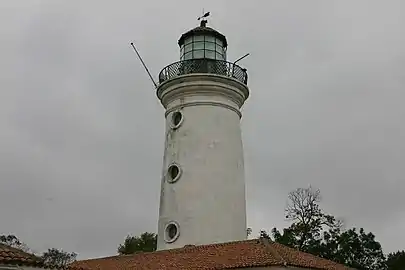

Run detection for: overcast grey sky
[[1, 0, 404, 260]]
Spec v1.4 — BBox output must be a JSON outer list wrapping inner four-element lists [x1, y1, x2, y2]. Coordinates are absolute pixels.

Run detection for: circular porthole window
[[166, 163, 182, 183], [170, 111, 183, 129], [164, 221, 180, 243]]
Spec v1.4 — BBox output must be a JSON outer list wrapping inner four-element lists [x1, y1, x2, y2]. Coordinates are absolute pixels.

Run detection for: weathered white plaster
[[156, 74, 249, 250]]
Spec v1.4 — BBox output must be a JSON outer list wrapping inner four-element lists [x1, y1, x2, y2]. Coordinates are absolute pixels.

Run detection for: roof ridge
[[268, 241, 351, 270], [259, 238, 288, 266], [76, 239, 259, 263], [180, 239, 257, 248], [175, 239, 258, 253]]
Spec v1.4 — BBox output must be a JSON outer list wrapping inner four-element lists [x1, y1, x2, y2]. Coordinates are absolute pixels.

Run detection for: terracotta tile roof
[[0, 243, 42, 267], [0, 243, 87, 270], [72, 239, 351, 270]]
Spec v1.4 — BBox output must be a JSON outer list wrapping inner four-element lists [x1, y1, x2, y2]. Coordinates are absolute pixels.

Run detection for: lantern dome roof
[[178, 24, 227, 47]]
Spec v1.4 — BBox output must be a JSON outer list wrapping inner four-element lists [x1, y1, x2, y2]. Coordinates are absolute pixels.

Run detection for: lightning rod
[[130, 42, 158, 89]]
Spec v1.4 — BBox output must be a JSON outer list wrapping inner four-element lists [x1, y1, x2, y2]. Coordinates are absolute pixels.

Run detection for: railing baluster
[[158, 59, 247, 85]]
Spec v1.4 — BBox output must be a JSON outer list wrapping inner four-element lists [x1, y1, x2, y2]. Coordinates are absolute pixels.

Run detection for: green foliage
[[41, 248, 77, 267], [1, 234, 76, 267], [270, 187, 342, 254], [268, 186, 387, 270], [0, 234, 30, 252], [386, 250, 405, 270], [331, 228, 387, 269], [117, 232, 157, 254], [259, 229, 271, 239]]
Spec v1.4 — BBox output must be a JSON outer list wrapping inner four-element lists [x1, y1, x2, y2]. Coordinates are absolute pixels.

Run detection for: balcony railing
[[158, 59, 248, 85]]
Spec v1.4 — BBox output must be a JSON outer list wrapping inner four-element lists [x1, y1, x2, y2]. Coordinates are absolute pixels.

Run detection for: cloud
[[0, 0, 404, 259]]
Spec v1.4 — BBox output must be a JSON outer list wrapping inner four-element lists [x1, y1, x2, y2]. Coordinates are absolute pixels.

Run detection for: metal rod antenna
[[130, 42, 158, 89], [233, 53, 250, 65]]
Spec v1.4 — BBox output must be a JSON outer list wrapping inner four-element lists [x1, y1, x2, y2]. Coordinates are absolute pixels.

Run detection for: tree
[[0, 234, 30, 252], [386, 250, 405, 270], [269, 186, 387, 270], [1, 234, 76, 267], [271, 186, 342, 254], [118, 232, 157, 254], [41, 248, 77, 267], [331, 228, 386, 270]]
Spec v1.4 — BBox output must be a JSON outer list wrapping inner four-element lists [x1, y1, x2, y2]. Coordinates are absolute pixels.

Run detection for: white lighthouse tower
[[156, 16, 250, 250]]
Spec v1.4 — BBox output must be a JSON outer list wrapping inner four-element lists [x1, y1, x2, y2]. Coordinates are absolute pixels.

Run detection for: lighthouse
[[71, 14, 350, 270], [156, 16, 250, 250]]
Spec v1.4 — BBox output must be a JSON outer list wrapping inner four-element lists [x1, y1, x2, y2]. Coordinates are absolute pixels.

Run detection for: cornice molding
[[157, 74, 249, 110]]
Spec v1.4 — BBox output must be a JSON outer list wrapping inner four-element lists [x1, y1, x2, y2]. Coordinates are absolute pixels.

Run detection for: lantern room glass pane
[[185, 44, 192, 53], [185, 37, 193, 44], [205, 50, 215, 59], [194, 41, 204, 50], [194, 35, 204, 41], [194, 50, 204, 59], [213, 43, 224, 59], [216, 52, 224, 60], [205, 42, 215, 50], [205, 36, 215, 42], [184, 52, 193, 60]]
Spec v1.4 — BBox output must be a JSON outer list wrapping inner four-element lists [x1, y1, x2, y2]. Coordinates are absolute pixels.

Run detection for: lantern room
[[178, 20, 228, 61], [158, 16, 248, 86]]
